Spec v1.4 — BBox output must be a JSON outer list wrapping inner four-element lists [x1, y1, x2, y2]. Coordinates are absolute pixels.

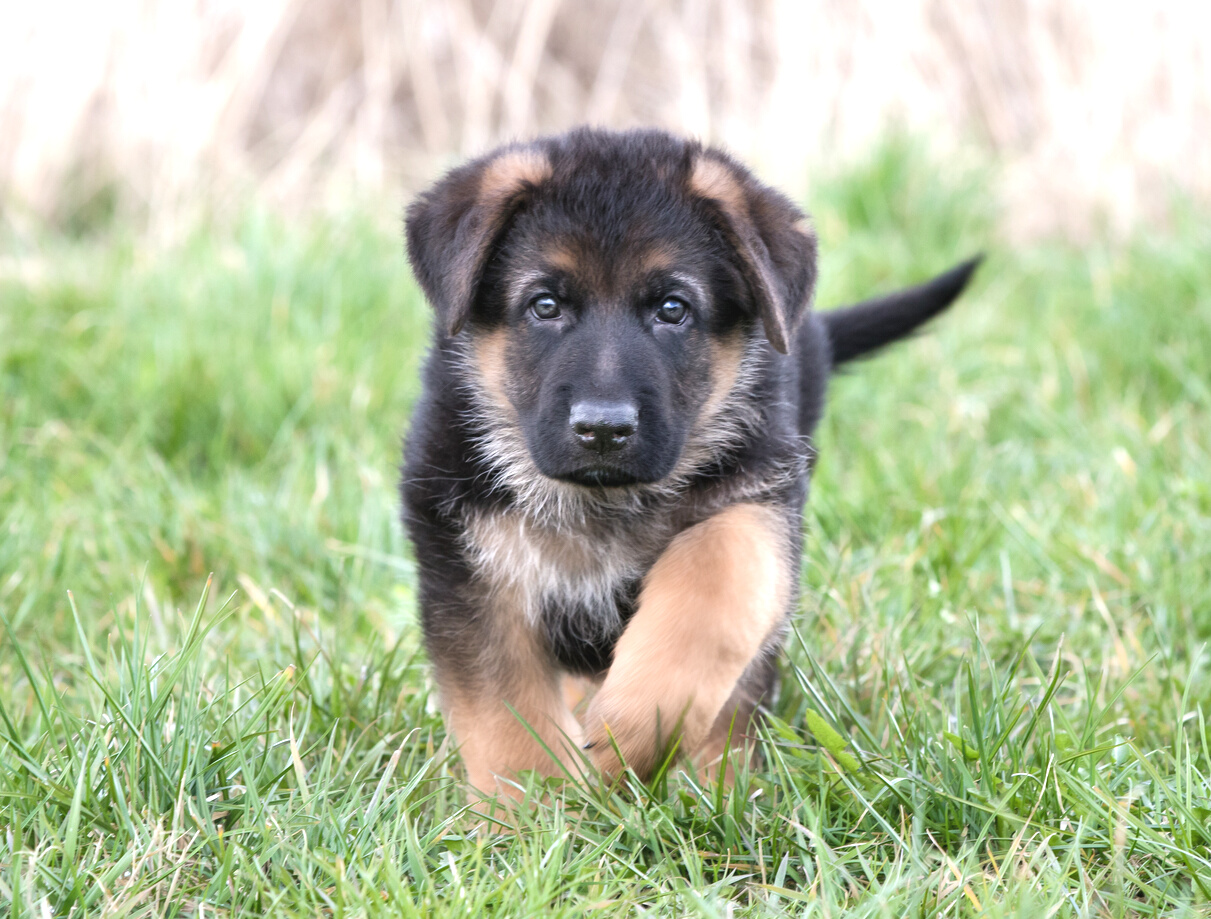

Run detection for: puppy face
[[406, 129, 817, 490], [476, 199, 750, 486]]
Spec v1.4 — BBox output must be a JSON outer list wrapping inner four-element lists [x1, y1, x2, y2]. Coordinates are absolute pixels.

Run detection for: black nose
[[569, 401, 638, 453]]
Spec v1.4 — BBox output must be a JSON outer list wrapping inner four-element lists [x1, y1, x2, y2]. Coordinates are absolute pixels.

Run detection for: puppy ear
[[689, 152, 817, 354], [405, 146, 551, 336]]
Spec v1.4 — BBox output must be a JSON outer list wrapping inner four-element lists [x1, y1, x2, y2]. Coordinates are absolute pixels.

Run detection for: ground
[[2, 141, 1210, 916]]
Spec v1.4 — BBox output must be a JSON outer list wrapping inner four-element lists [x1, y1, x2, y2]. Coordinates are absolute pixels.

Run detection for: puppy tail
[[822, 256, 982, 367]]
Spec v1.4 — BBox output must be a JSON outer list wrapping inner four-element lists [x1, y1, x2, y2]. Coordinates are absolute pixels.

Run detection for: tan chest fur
[[461, 508, 658, 643]]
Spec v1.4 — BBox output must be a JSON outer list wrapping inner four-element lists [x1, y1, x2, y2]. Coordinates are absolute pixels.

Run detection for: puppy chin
[[555, 466, 642, 488], [527, 442, 681, 489], [534, 453, 665, 488]]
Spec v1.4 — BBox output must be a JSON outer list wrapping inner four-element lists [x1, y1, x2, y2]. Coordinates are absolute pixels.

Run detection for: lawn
[[2, 143, 1210, 916]]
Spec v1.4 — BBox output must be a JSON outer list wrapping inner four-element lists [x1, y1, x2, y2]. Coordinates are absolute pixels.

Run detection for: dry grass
[[2, 1, 1211, 236]]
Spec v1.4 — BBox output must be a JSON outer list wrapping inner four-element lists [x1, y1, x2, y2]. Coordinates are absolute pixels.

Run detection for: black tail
[[823, 256, 982, 367]]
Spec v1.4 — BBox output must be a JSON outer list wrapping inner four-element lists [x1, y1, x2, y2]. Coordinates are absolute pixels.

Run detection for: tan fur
[[666, 333, 771, 495], [444, 584, 584, 800], [478, 149, 551, 204], [693, 676, 766, 783], [689, 155, 749, 219], [472, 330, 513, 416], [639, 244, 676, 273], [699, 330, 746, 425], [462, 507, 652, 631], [561, 673, 599, 714], [583, 503, 790, 777], [538, 241, 581, 273]]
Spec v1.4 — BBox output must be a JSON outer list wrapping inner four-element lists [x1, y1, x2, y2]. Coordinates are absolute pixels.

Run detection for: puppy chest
[[462, 510, 647, 671]]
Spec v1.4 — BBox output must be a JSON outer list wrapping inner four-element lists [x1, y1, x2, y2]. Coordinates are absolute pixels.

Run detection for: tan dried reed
[[1, 0, 1208, 237]]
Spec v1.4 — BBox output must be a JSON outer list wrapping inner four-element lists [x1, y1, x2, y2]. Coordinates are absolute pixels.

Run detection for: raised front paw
[[581, 677, 709, 780], [580, 504, 793, 780]]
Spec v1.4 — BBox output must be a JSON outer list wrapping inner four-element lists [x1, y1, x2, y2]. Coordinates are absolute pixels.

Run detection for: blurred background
[[3, 0, 1209, 239]]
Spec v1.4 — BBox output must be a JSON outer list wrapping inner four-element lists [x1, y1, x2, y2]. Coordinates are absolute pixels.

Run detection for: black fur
[[822, 256, 983, 365]]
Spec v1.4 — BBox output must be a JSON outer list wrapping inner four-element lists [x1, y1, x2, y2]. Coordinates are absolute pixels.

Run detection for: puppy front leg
[[583, 503, 791, 779], [435, 592, 584, 801]]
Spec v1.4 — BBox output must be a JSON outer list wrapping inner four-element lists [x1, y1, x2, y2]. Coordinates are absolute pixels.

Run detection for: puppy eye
[[654, 298, 689, 325], [530, 295, 561, 320]]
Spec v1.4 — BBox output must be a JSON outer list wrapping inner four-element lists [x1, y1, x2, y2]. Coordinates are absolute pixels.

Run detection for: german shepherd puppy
[[402, 127, 978, 798]]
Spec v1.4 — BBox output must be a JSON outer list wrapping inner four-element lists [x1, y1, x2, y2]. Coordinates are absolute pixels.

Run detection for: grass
[[2, 141, 1210, 916]]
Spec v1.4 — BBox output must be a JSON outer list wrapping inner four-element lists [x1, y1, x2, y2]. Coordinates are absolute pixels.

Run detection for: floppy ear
[[405, 146, 551, 336], [689, 152, 817, 354]]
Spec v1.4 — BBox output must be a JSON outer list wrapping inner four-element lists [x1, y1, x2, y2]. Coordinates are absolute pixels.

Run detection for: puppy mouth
[[556, 466, 642, 488]]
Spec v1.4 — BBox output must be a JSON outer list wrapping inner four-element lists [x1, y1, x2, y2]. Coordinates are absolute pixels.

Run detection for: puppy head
[[406, 128, 817, 489]]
